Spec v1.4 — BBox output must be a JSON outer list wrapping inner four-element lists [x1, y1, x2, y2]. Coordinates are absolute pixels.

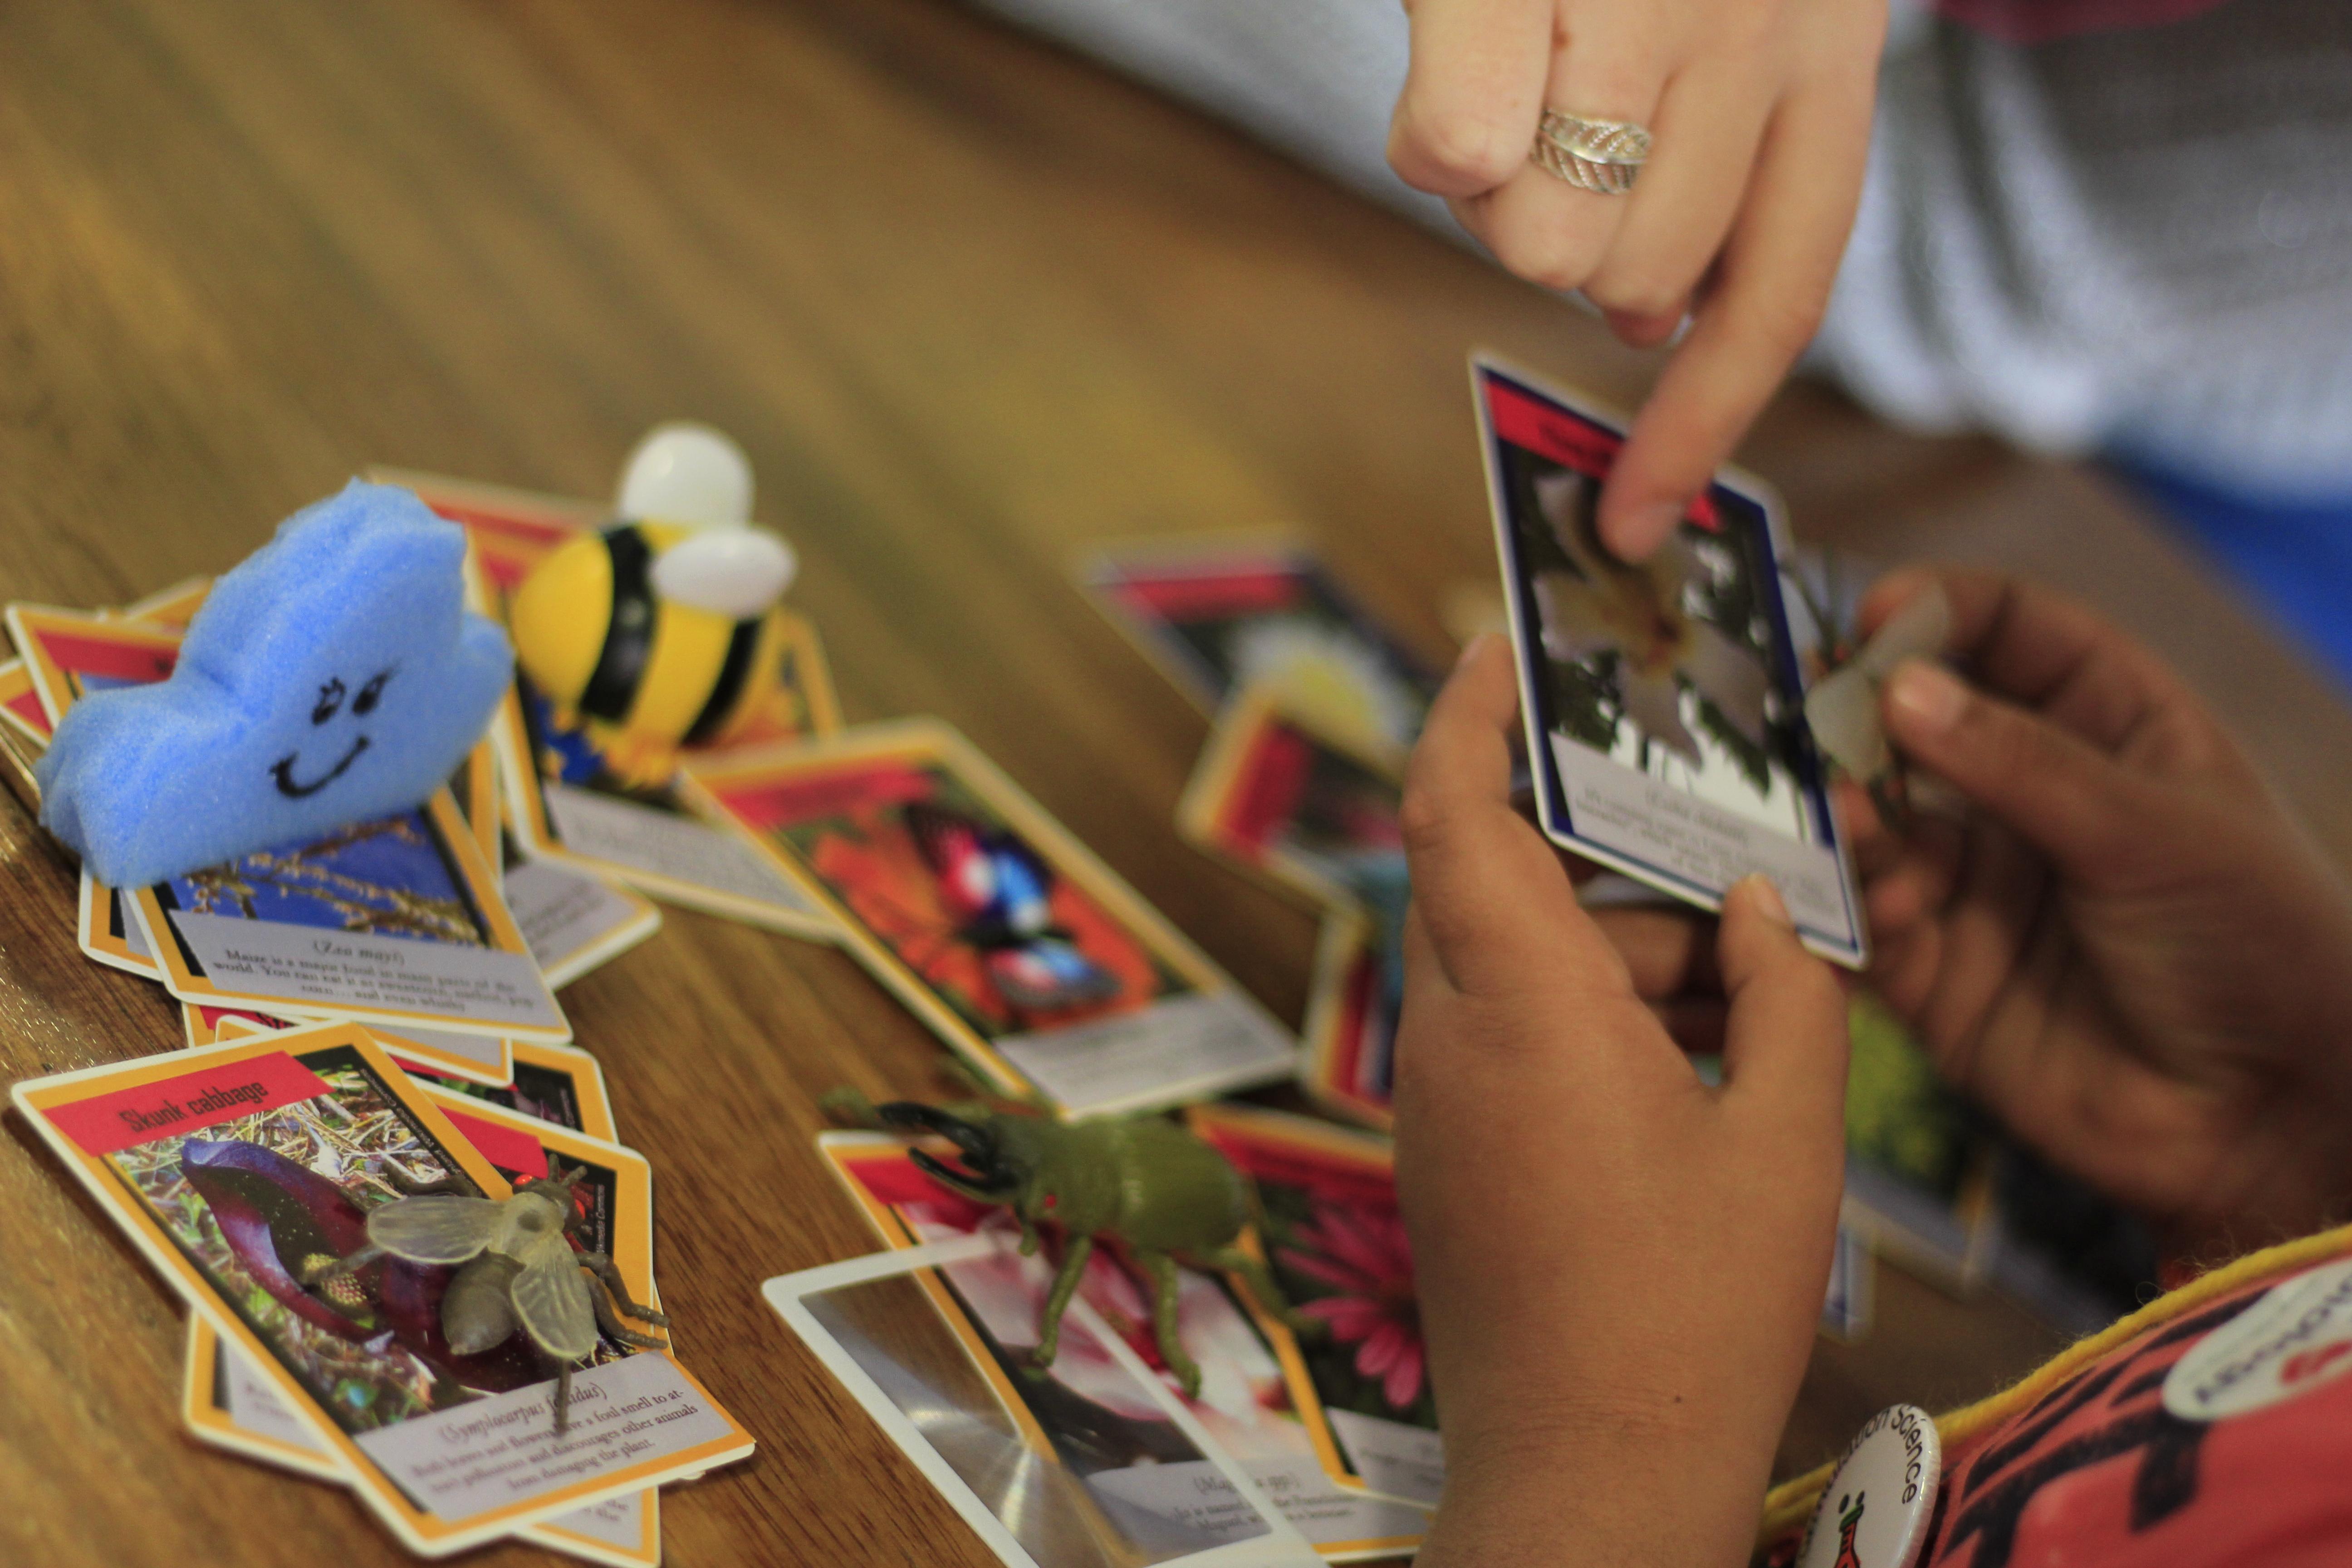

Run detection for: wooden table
[[6, 2, 2350, 1564]]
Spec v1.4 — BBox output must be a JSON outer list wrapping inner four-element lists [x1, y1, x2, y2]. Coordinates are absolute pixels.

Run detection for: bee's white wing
[[366, 1195, 505, 1264], [512, 1244, 601, 1362], [650, 527, 795, 621]]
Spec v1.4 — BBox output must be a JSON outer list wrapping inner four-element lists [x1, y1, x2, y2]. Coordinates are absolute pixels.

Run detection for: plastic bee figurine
[[508, 424, 800, 789], [868, 1098, 1320, 1397], [309, 1158, 668, 1433]]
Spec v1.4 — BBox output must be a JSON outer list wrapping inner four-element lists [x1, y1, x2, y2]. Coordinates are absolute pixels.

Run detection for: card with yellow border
[[682, 719, 1295, 1117], [125, 787, 569, 1048], [814, 1129, 1430, 1559], [5, 602, 181, 729], [197, 1026, 620, 1186], [0, 655, 49, 745], [12, 1023, 750, 1555], [188, 1005, 519, 1094], [175, 1083, 670, 1565]]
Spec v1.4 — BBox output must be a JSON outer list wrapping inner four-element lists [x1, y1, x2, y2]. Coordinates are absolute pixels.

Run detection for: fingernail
[[1454, 632, 1496, 671], [1736, 874, 1792, 929], [1886, 660, 1967, 735]]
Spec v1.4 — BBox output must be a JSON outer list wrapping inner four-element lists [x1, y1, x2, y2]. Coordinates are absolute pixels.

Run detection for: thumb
[[1716, 877, 1849, 1142], [1882, 658, 2151, 878]]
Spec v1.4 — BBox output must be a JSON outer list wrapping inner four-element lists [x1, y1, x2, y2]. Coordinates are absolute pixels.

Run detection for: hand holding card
[[1393, 637, 1849, 1568], [1846, 568, 2352, 1261]]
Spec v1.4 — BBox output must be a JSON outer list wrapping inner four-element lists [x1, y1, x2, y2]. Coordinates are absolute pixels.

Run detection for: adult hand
[[1389, 0, 1886, 559], [1394, 635, 1848, 1568], [1849, 569, 2352, 1258]]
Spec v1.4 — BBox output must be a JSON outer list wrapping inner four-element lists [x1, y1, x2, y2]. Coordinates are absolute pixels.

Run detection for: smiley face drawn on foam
[[36, 480, 513, 889]]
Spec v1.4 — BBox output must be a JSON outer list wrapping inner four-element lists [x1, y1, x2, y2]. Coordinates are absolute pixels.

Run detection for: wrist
[[1419, 1412, 1771, 1568]]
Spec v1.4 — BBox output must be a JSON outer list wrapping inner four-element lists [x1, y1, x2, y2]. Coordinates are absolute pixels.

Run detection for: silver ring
[[1529, 109, 1652, 196]]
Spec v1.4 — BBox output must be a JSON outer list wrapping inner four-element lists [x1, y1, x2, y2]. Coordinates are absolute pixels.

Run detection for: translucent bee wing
[[649, 527, 795, 621], [365, 1195, 505, 1264], [511, 1245, 601, 1362]]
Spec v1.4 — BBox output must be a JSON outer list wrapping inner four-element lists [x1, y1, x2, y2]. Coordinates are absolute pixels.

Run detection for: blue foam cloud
[[37, 480, 512, 888]]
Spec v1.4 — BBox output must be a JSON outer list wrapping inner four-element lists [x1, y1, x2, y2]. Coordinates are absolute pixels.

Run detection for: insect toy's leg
[[577, 1251, 670, 1328], [1031, 1234, 1093, 1372], [1192, 1246, 1326, 1340], [1136, 1252, 1202, 1399], [553, 1358, 574, 1436]]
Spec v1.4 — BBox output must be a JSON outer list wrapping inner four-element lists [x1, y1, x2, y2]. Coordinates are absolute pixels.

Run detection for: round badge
[[1797, 1404, 1940, 1568], [2164, 1256, 2352, 1423]]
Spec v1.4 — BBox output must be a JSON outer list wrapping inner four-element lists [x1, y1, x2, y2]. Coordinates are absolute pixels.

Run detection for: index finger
[[1401, 635, 1630, 998]]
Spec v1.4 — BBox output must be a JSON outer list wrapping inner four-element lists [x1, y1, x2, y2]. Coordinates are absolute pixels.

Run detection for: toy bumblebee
[[508, 424, 799, 788]]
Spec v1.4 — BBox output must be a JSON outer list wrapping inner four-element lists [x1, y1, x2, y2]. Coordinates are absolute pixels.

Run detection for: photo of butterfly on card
[[685, 720, 1296, 1118], [1473, 355, 1867, 966]]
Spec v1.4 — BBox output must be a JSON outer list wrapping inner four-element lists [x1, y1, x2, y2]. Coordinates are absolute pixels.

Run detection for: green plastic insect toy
[[863, 1097, 1320, 1397]]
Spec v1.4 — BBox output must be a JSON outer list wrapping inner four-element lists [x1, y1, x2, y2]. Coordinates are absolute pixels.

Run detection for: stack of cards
[[768, 1102, 1870, 1567], [13, 1020, 752, 1562]]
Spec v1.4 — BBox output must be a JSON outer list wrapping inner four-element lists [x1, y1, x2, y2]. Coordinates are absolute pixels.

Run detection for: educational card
[[20, 613, 544, 1076], [204, 1007, 614, 1145], [5, 602, 181, 729], [380, 464, 843, 937], [765, 1233, 1326, 1568], [1186, 1102, 1879, 1505], [117, 575, 215, 630], [1176, 681, 1407, 914], [1180, 1107, 1442, 1507], [177, 1086, 667, 1566], [125, 788, 569, 1049], [683, 720, 1297, 1118], [1176, 684, 1408, 1132], [502, 840, 662, 991], [188, 1004, 517, 1095], [1298, 911, 1397, 1135], [1471, 355, 1867, 968], [80, 872, 160, 979], [12, 1024, 750, 1556], [816, 1132, 1428, 1558], [405, 1037, 622, 1144], [1080, 536, 1437, 750], [0, 655, 50, 744]]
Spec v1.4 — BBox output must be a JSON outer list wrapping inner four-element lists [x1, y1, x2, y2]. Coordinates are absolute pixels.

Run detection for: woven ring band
[[1529, 109, 1653, 196]]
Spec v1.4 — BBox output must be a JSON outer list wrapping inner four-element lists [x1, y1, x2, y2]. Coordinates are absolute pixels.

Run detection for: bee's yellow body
[[509, 521, 786, 787]]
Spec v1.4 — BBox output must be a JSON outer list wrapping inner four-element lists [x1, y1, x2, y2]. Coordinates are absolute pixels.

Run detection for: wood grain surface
[[4, 2, 2348, 1564]]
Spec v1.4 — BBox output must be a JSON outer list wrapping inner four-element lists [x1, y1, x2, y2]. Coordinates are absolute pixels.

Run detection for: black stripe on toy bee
[[582, 526, 656, 722]]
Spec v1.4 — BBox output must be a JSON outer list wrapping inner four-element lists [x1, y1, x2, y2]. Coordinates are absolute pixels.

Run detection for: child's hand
[[1847, 569, 2352, 1258], [1394, 636, 1848, 1568]]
